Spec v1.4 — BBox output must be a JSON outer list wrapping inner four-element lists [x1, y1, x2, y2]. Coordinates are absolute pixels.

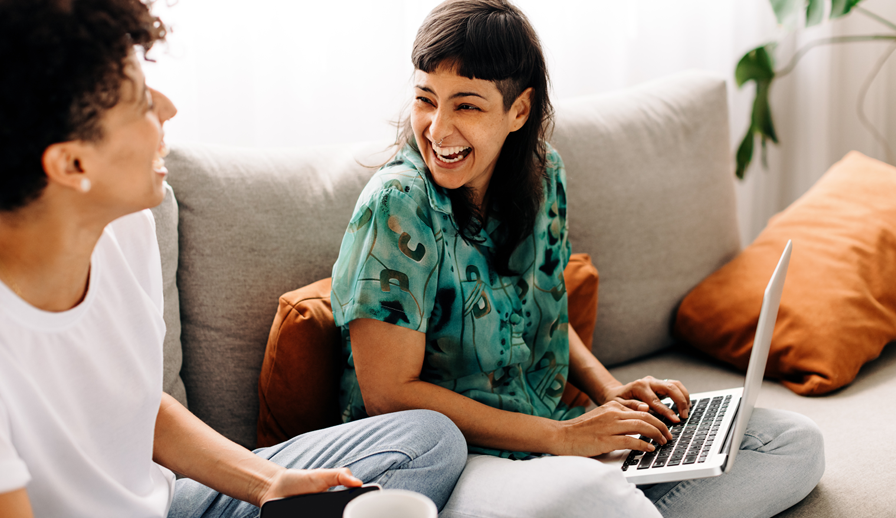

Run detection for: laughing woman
[[330, 1, 825, 517]]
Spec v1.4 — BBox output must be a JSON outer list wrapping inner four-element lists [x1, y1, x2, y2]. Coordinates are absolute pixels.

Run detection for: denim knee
[[781, 410, 825, 489], [401, 409, 467, 470]]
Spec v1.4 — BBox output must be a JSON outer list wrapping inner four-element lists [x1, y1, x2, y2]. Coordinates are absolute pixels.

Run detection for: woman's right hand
[[554, 401, 673, 457]]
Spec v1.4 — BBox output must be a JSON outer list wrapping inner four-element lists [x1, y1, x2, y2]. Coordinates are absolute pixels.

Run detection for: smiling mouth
[[432, 143, 472, 164], [153, 141, 169, 173]]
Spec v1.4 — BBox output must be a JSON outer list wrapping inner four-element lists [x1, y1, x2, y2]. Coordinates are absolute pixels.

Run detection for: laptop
[[596, 240, 792, 485]]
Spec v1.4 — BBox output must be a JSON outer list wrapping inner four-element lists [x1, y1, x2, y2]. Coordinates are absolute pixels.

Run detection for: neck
[[0, 194, 110, 312]]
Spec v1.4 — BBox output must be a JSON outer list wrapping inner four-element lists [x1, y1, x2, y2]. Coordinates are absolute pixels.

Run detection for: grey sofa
[[151, 71, 896, 517]]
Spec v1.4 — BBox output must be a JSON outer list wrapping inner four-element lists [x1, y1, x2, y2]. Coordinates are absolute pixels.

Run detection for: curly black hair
[[0, 0, 166, 212]]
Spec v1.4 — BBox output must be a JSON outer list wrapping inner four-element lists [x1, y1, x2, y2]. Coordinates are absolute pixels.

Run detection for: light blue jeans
[[167, 409, 467, 518], [440, 408, 825, 518]]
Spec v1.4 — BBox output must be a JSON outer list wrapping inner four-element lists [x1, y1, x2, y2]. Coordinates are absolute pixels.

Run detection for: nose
[[149, 87, 177, 124], [429, 104, 453, 143]]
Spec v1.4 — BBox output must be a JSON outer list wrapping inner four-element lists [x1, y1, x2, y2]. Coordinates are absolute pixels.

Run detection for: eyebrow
[[415, 85, 487, 101]]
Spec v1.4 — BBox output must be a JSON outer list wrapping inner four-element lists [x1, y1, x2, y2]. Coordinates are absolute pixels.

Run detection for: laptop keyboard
[[621, 395, 732, 471]]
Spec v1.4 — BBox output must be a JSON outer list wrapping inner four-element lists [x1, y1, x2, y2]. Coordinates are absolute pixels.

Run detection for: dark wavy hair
[[399, 0, 554, 277], [0, 0, 166, 212]]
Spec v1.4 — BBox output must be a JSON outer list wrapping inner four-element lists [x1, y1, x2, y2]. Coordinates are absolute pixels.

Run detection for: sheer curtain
[[144, 0, 896, 245]]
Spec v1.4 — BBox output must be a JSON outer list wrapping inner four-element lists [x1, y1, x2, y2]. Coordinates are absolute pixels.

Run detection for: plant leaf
[[831, 0, 863, 19], [753, 82, 779, 144], [770, 0, 802, 27], [735, 45, 776, 87], [736, 128, 755, 180], [806, 0, 824, 26]]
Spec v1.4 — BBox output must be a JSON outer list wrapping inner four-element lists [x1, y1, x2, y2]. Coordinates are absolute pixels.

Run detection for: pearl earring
[[80, 178, 91, 193]]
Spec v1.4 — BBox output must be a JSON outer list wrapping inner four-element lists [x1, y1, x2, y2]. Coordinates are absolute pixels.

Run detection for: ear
[[509, 87, 533, 133], [41, 142, 91, 193]]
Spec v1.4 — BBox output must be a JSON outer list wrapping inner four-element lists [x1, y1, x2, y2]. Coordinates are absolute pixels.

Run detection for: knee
[[400, 410, 467, 472], [756, 409, 825, 488], [781, 411, 825, 481]]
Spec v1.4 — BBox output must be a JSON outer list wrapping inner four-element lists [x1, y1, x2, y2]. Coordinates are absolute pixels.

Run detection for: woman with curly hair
[[0, 1, 466, 516], [330, 1, 825, 516]]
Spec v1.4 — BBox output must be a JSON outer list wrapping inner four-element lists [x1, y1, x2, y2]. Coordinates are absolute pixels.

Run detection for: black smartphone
[[259, 484, 382, 518]]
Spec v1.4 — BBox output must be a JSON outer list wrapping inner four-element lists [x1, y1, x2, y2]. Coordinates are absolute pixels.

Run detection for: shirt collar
[[401, 143, 500, 249]]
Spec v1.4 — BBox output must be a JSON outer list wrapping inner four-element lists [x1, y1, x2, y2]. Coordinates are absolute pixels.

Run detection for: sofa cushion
[[673, 152, 896, 395], [552, 71, 740, 366], [256, 254, 600, 447], [165, 142, 380, 448], [149, 182, 188, 408], [257, 278, 341, 448]]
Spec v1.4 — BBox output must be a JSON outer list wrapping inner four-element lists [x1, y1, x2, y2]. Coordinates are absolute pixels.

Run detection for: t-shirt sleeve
[[0, 399, 30, 493], [331, 187, 440, 333]]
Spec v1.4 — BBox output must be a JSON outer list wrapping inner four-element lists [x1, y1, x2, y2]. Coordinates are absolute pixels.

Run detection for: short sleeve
[[547, 146, 571, 269], [0, 399, 30, 493], [331, 187, 440, 333]]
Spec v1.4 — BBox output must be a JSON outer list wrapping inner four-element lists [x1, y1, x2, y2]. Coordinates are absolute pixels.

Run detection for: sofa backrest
[[154, 71, 740, 448], [553, 70, 740, 365]]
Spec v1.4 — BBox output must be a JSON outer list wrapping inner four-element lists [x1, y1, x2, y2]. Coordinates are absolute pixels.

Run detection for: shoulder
[[541, 142, 567, 205], [354, 144, 443, 225], [103, 210, 163, 311], [543, 142, 566, 183]]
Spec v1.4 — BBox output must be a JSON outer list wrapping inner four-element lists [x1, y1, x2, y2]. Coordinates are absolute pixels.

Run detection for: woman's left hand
[[601, 376, 690, 423]]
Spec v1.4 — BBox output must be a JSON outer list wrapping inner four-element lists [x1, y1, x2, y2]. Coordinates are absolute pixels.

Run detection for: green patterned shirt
[[331, 143, 585, 459]]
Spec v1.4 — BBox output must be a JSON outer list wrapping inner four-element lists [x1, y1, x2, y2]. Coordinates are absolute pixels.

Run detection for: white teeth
[[153, 141, 169, 172], [432, 143, 471, 163], [152, 155, 166, 171]]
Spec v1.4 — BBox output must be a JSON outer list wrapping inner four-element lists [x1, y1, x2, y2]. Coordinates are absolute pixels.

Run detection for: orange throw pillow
[[674, 152, 896, 396], [257, 254, 600, 447], [257, 278, 342, 448]]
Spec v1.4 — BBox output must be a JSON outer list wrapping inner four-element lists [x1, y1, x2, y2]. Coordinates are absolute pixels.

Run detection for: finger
[[612, 434, 658, 453], [617, 398, 649, 412], [615, 417, 669, 445], [314, 468, 363, 490], [651, 381, 689, 421], [629, 409, 672, 441], [661, 380, 690, 419], [671, 380, 691, 418], [632, 384, 679, 424]]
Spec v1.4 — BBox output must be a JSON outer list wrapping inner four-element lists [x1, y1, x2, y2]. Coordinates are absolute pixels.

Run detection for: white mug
[[343, 489, 437, 518]]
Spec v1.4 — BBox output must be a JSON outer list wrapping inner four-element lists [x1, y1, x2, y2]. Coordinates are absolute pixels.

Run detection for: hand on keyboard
[[601, 375, 691, 424]]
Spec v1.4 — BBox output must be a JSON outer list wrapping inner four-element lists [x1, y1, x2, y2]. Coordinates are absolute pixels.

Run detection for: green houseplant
[[735, 0, 896, 179]]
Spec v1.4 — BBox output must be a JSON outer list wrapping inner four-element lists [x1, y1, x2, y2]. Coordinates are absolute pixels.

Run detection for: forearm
[[365, 376, 564, 455], [153, 393, 280, 507], [0, 488, 33, 518], [567, 325, 622, 405]]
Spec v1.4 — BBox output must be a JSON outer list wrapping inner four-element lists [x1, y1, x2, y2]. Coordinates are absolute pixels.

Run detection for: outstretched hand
[[257, 468, 363, 507], [602, 376, 691, 423]]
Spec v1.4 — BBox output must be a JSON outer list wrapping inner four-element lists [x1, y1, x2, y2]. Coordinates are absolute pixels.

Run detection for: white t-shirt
[[0, 210, 175, 517]]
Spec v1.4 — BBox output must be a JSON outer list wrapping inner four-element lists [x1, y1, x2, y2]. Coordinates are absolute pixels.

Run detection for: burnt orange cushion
[[257, 254, 599, 447], [674, 152, 896, 396], [257, 278, 342, 447]]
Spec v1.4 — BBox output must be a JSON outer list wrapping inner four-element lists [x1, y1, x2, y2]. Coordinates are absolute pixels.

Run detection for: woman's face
[[411, 66, 530, 206], [76, 51, 176, 216]]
